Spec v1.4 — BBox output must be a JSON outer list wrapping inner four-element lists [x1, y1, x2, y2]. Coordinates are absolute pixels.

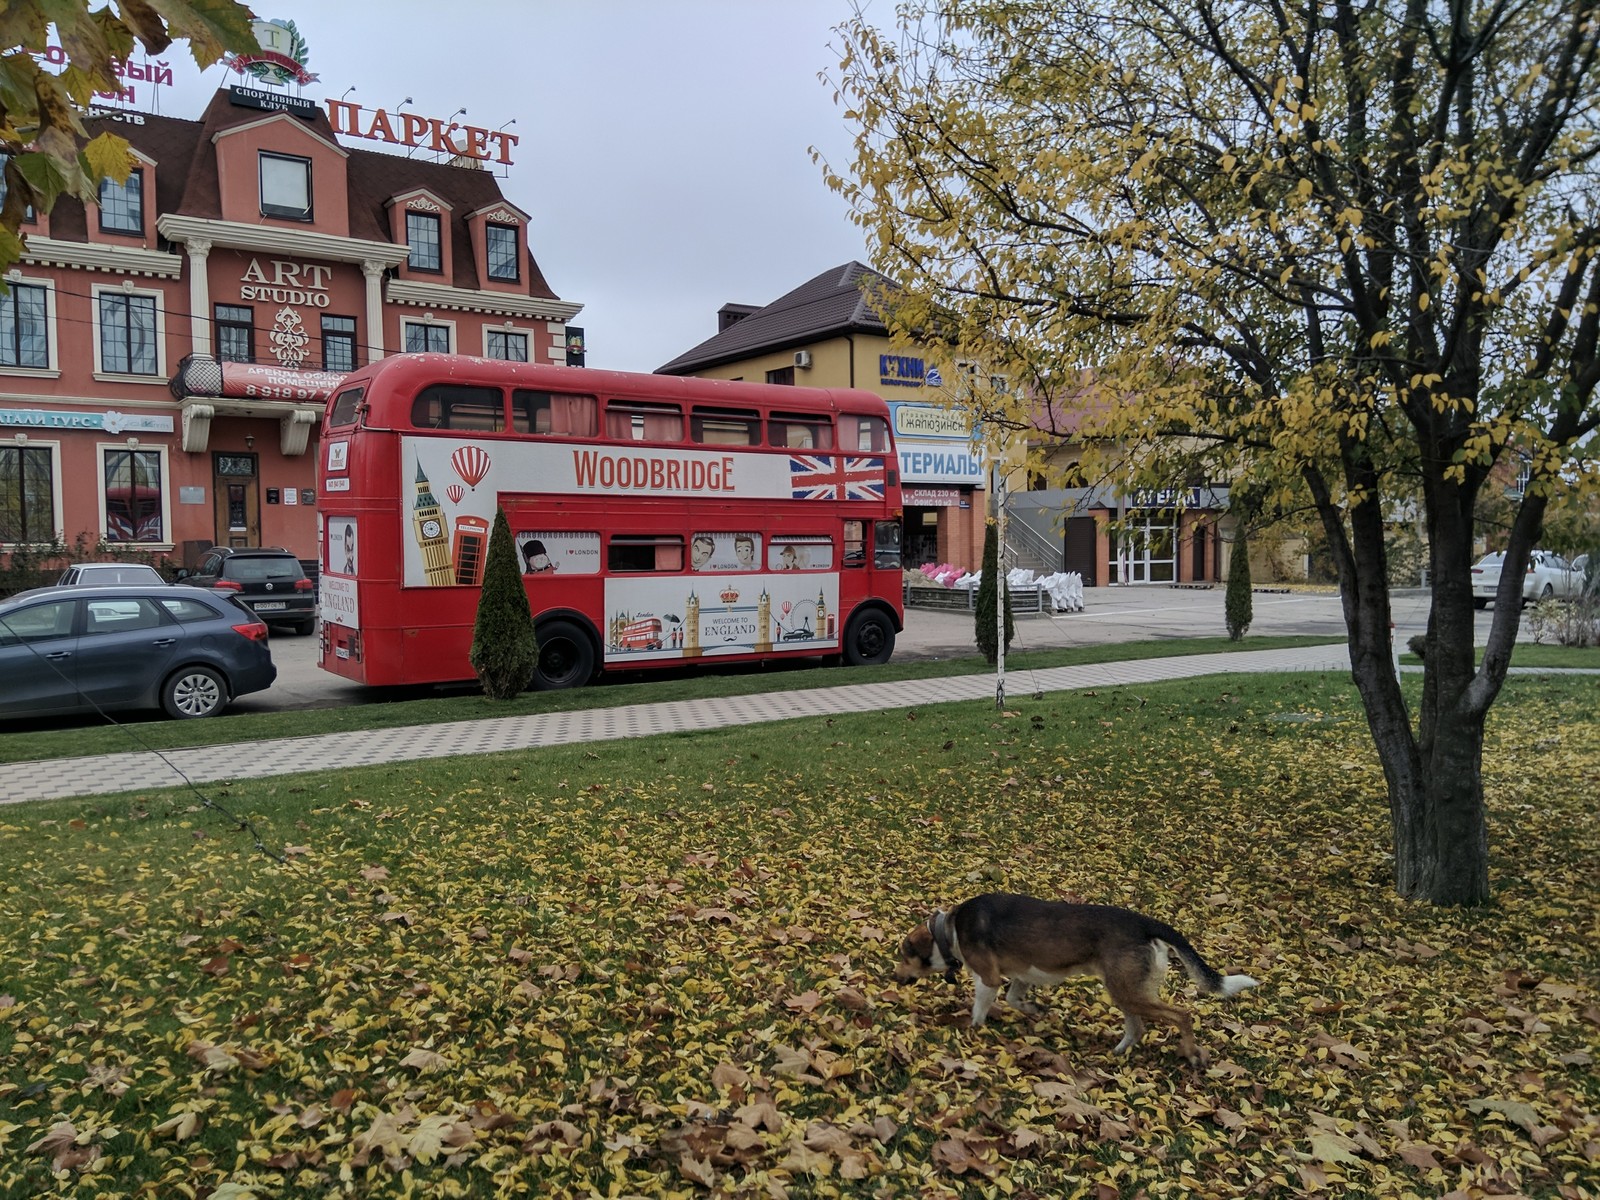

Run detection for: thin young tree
[[469, 509, 539, 700], [825, 0, 1600, 904]]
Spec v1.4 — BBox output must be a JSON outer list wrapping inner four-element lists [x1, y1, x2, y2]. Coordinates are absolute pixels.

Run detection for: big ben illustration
[[412, 463, 454, 586]]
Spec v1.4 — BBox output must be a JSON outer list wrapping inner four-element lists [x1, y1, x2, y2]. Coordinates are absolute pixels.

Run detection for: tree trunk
[[1309, 468, 1498, 904]]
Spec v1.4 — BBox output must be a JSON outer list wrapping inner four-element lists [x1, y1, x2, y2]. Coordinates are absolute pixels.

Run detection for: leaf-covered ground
[[0, 673, 1596, 1198]]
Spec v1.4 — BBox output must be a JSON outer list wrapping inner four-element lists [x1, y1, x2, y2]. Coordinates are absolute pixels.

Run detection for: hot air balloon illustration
[[451, 445, 491, 490], [445, 484, 464, 505]]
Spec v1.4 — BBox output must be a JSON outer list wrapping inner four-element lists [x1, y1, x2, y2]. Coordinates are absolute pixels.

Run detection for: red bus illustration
[[316, 354, 904, 689], [617, 616, 664, 652]]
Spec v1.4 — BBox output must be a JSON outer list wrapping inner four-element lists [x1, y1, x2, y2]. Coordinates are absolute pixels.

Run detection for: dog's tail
[[1149, 920, 1259, 998]]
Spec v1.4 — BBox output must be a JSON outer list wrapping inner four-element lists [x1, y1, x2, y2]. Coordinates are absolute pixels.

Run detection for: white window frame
[[482, 323, 533, 361], [96, 440, 173, 550], [0, 436, 64, 548], [403, 318, 454, 355], [91, 282, 167, 382], [259, 151, 312, 220], [98, 167, 144, 235], [485, 221, 520, 281], [0, 272, 60, 377]]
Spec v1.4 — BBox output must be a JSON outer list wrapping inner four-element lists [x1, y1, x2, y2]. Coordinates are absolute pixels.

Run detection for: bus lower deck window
[[874, 520, 903, 569], [609, 535, 684, 572]]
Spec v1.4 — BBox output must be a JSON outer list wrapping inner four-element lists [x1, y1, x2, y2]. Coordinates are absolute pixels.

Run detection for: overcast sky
[[145, 0, 880, 373]]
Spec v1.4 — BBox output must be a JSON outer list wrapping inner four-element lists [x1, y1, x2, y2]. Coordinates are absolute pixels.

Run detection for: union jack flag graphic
[[789, 454, 886, 501]]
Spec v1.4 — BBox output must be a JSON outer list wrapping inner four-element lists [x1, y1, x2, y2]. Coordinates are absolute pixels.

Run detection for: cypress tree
[[974, 518, 1015, 664], [469, 507, 540, 699], [1225, 522, 1253, 641]]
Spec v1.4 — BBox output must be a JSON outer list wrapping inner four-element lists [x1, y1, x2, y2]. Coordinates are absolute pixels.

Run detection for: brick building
[[2, 86, 580, 568]]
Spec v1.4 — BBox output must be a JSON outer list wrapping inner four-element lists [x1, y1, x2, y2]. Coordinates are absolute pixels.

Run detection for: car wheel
[[1472, 598, 1487, 610], [294, 619, 316, 635], [1541, 583, 1554, 600], [162, 665, 228, 719], [842, 609, 896, 667], [531, 620, 595, 690]]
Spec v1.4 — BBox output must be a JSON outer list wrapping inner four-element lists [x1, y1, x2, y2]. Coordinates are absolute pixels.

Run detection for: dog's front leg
[[970, 978, 1001, 1028]]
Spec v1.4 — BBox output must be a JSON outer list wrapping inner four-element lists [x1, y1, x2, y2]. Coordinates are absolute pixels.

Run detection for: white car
[[1470, 550, 1587, 608], [57, 562, 169, 587]]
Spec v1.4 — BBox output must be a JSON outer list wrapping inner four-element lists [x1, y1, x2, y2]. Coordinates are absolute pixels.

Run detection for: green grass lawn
[[1399, 642, 1600, 668], [1, 671, 1595, 1198], [0, 634, 1342, 765]]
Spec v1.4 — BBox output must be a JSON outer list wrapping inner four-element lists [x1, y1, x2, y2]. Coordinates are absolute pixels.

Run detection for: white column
[[185, 239, 212, 358], [363, 261, 386, 362]]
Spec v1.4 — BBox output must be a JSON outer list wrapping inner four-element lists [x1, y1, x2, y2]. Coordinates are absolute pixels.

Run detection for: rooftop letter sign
[[325, 101, 518, 166]]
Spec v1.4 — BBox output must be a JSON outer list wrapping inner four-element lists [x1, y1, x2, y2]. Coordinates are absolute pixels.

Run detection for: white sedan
[[1471, 550, 1587, 608]]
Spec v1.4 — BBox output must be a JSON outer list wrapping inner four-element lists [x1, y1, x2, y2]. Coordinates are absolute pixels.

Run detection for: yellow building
[[656, 262, 990, 572]]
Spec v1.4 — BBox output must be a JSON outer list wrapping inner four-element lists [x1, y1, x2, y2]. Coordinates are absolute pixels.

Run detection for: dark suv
[[180, 548, 316, 634]]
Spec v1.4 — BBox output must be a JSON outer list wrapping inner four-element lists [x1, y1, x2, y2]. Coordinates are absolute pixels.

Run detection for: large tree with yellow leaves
[[825, 0, 1600, 905], [1, 0, 258, 278]]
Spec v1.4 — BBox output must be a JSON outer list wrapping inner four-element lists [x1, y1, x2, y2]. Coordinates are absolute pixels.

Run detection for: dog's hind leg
[[1004, 980, 1041, 1015], [1104, 947, 1205, 1066]]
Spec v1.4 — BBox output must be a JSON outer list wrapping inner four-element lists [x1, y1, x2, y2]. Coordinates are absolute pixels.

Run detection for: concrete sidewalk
[[2, 643, 1354, 805]]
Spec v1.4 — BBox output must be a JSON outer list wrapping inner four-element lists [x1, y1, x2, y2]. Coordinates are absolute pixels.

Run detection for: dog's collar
[[930, 910, 962, 979]]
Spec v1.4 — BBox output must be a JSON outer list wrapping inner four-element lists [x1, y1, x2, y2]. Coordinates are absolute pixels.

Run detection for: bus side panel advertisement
[[400, 437, 885, 588], [602, 576, 841, 664], [321, 576, 359, 631]]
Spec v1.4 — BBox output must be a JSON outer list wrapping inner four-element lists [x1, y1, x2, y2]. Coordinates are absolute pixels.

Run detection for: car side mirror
[[173, 568, 191, 580]]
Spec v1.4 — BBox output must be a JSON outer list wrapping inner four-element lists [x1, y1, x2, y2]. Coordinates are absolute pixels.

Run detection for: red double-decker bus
[[315, 354, 904, 689]]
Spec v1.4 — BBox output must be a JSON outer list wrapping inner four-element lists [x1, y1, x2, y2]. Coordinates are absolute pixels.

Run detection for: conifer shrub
[[974, 519, 1015, 664], [1225, 526, 1253, 641], [469, 508, 540, 699]]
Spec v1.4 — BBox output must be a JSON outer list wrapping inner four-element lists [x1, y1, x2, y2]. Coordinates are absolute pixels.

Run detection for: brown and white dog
[[895, 892, 1259, 1065]]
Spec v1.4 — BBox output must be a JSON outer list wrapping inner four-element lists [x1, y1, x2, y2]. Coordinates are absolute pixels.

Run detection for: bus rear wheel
[[532, 620, 595, 690], [842, 609, 895, 667]]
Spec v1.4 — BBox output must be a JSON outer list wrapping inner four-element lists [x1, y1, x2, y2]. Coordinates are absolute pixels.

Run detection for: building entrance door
[[213, 453, 259, 548], [1118, 516, 1177, 583]]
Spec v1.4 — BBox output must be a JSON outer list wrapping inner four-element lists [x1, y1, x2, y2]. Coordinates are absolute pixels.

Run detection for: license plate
[[255, 601, 287, 611]]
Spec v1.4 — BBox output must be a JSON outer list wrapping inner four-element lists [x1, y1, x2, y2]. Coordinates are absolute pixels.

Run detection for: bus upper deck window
[[690, 407, 759, 446], [411, 385, 506, 432], [769, 414, 833, 450], [843, 414, 889, 452], [328, 386, 364, 428], [512, 390, 598, 436], [605, 401, 682, 443]]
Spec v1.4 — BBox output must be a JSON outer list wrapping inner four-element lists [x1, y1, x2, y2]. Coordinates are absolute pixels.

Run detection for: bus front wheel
[[531, 620, 596, 690], [842, 610, 896, 667]]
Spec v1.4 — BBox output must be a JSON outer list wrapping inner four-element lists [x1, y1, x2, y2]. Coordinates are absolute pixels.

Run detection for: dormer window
[[486, 223, 519, 281], [98, 169, 143, 234], [260, 152, 311, 220], [407, 211, 442, 272]]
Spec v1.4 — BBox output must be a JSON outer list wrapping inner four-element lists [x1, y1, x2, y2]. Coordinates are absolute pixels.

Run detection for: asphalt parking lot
[[234, 585, 1468, 714]]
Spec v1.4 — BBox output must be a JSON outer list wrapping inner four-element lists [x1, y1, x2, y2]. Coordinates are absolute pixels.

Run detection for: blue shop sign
[[0, 407, 175, 434]]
